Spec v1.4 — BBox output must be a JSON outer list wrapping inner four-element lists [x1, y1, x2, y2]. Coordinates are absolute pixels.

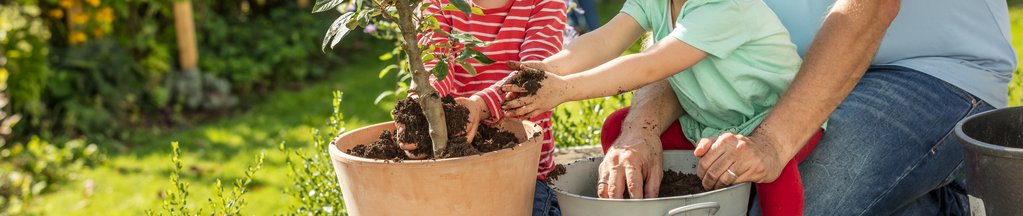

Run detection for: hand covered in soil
[[394, 122, 429, 159], [454, 96, 488, 144], [694, 132, 785, 190], [598, 131, 665, 199], [500, 63, 570, 119]]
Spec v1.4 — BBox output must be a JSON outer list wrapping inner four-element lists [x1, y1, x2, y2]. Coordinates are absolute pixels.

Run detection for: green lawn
[[29, 52, 397, 215], [26, 2, 1023, 215]]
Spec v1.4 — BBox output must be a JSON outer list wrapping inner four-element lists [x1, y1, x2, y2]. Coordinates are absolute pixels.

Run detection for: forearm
[[541, 13, 645, 75], [756, 0, 900, 159], [563, 39, 704, 101], [619, 80, 683, 138], [563, 54, 663, 100]]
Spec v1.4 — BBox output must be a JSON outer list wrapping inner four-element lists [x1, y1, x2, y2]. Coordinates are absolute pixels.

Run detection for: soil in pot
[[505, 67, 547, 96], [347, 95, 520, 160], [548, 164, 707, 198]]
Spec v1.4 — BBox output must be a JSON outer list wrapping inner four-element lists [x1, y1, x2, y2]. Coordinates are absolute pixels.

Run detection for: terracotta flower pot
[[329, 119, 543, 215]]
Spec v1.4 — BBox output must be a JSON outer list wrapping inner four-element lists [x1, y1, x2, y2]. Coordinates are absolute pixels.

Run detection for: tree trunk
[[394, 2, 448, 153], [173, 0, 199, 72]]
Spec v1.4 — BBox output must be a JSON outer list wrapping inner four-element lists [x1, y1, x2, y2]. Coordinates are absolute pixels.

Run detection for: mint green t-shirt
[[621, 0, 801, 142]]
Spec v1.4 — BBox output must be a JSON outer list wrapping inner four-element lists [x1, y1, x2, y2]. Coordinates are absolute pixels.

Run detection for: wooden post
[[173, 0, 199, 71]]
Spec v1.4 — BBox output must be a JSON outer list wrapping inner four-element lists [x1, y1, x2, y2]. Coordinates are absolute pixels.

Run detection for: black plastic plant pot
[[955, 106, 1023, 215]]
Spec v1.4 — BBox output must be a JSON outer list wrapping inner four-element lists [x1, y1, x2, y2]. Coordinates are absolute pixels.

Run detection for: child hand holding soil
[[500, 0, 823, 215]]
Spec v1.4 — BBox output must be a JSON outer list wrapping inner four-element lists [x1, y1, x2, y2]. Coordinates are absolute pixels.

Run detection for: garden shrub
[[146, 142, 266, 216], [280, 91, 347, 215], [552, 95, 631, 147], [3, 0, 362, 143], [0, 137, 102, 214]]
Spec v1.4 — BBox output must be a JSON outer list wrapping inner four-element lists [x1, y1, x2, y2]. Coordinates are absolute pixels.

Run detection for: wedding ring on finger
[[597, 180, 609, 185], [726, 169, 738, 178]]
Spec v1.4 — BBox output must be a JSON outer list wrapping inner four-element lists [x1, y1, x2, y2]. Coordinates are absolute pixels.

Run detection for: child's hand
[[500, 70, 570, 119], [454, 96, 488, 144]]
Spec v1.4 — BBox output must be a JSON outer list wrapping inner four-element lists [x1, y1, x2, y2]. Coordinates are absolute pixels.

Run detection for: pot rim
[[550, 156, 752, 202], [329, 120, 543, 164], [954, 106, 1023, 159]]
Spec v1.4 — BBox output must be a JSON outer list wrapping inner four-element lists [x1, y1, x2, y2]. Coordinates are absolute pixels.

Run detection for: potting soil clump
[[549, 168, 706, 199], [347, 95, 520, 160], [505, 67, 547, 96], [619, 170, 706, 198], [656, 170, 707, 197]]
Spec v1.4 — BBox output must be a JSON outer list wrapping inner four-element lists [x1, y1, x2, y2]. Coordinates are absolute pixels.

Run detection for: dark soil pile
[[346, 130, 408, 161], [506, 67, 547, 96], [546, 164, 567, 183], [347, 95, 521, 160], [546, 163, 707, 198], [391, 95, 471, 157], [606, 170, 706, 199], [657, 170, 707, 197]]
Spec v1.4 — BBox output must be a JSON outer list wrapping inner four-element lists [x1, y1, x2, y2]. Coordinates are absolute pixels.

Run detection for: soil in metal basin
[[346, 95, 520, 161], [547, 164, 707, 198]]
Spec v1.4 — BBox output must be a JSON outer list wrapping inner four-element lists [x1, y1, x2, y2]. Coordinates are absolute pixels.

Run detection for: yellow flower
[[86, 0, 100, 7], [47, 9, 64, 19], [90, 29, 105, 38], [95, 7, 114, 23], [71, 14, 89, 25], [59, 0, 74, 9], [69, 31, 87, 45]]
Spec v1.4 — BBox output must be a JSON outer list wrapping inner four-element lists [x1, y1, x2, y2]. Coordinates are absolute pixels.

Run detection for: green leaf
[[459, 48, 495, 64], [422, 53, 435, 63], [379, 52, 394, 61], [433, 60, 449, 81], [322, 12, 357, 51], [448, 0, 473, 16], [471, 7, 485, 16], [312, 0, 344, 13], [441, 4, 459, 12], [457, 60, 477, 76], [374, 91, 394, 104], [378, 65, 398, 78]]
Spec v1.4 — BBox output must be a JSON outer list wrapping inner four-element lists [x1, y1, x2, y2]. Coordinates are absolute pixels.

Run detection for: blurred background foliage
[[1, 0, 362, 142], [0, 0, 1018, 215]]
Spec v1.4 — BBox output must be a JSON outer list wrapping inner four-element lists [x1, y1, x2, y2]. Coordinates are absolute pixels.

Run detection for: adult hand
[[454, 96, 488, 143], [694, 132, 787, 190], [499, 71, 570, 119], [598, 131, 664, 199]]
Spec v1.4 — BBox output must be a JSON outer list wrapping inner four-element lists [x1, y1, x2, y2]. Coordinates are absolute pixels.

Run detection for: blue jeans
[[534, 180, 562, 216], [751, 66, 994, 215]]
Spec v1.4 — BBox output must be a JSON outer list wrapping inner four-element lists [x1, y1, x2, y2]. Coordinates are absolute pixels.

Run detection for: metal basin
[[550, 150, 751, 216], [955, 106, 1023, 215]]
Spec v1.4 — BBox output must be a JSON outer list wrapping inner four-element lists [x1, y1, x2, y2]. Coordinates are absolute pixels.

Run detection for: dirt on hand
[[505, 66, 547, 96]]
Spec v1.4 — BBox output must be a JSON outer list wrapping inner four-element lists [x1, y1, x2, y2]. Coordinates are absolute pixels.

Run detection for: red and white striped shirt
[[419, 0, 566, 180]]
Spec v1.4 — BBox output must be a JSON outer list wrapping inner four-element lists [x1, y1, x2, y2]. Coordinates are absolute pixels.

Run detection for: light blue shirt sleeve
[[669, 1, 751, 58], [620, 0, 653, 31]]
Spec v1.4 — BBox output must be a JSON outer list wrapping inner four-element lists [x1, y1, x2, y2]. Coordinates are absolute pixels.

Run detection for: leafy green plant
[[553, 95, 631, 147], [0, 137, 101, 214], [315, 0, 495, 152], [281, 91, 347, 215], [146, 142, 266, 216]]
